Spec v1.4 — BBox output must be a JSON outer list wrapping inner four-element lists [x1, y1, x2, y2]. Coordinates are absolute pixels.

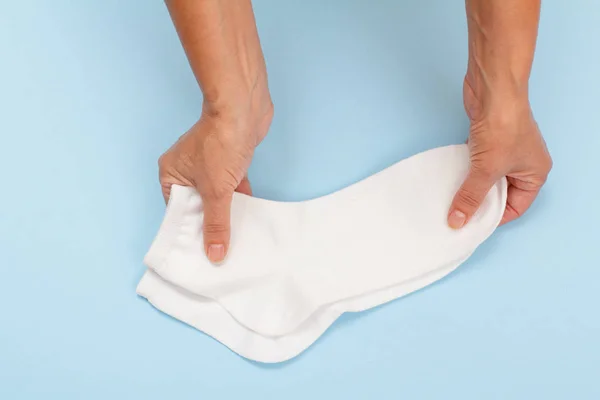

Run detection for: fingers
[[161, 184, 171, 204], [500, 183, 540, 225], [202, 193, 233, 264], [448, 168, 497, 229], [201, 177, 251, 264], [235, 176, 253, 196]]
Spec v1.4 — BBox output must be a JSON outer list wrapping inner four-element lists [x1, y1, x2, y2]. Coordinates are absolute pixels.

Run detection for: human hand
[[158, 104, 273, 263], [162, 0, 273, 263], [447, 78, 553, 228]]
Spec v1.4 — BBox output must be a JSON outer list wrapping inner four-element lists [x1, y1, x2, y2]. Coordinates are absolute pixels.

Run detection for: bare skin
[[453, 0, 552, 228], [159, 0, 273, 263], [159, 0, 552, 264]]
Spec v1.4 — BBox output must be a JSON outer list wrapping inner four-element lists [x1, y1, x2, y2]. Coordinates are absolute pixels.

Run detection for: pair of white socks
[[136, 144, 507, 363]]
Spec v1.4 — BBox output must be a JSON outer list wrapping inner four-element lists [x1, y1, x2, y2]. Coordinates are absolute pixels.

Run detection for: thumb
[[448, 167, 497, 229], [202, 193, 233, 264]]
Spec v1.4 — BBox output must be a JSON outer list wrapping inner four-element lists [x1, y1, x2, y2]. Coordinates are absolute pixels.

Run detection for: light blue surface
[[1, 1, 599, 398]]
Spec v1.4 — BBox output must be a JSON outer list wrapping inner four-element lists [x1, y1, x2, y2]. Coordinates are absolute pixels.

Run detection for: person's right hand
[[158, 104, 273, 264]]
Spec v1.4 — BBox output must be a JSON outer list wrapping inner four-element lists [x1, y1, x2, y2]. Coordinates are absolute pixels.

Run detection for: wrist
[[200, 82, 274, 147], [202, 80, 273, 128], [464, 61, 531, 120], [467, 58, 529, 98]]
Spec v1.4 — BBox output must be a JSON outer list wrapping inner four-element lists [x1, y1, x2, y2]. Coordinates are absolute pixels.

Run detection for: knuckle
[[203, 185, 234, 202], [456, 189, 481, 209], [158, 154, 167, 169], [531, 154, 553, 186], [158, 152, 176, 173], [544, 155, 554, 174], [203, 222, 229, 235]]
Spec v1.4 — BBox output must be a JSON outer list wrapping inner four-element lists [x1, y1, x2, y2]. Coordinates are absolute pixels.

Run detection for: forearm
[[165, 0, 271, 118], [465, 0, 541, 111]]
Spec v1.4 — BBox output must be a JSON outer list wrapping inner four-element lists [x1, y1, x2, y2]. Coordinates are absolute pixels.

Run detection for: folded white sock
[[137, 144, 507, 363]]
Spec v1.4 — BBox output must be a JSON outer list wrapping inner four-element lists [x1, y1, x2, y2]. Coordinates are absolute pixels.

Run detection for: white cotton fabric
[[136, 144, 507, 363]]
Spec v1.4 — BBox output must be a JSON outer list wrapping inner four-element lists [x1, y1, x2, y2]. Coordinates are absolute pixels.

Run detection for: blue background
[[1, 1, 599, 398]]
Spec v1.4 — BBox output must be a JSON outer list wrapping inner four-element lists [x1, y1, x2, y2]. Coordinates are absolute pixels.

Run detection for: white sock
[[137, 144, 507, 363]]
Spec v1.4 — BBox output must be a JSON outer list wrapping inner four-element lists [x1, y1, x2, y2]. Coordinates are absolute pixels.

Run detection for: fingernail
[[207, 244, 225, 263], [448, 210, 467, 229]]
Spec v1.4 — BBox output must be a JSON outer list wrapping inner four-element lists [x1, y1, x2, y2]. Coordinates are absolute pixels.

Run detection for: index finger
[[500, 184, 541, 225]]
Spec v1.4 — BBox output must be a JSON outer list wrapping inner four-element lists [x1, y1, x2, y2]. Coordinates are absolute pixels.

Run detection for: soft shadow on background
[[0, 0, 599, 399]]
